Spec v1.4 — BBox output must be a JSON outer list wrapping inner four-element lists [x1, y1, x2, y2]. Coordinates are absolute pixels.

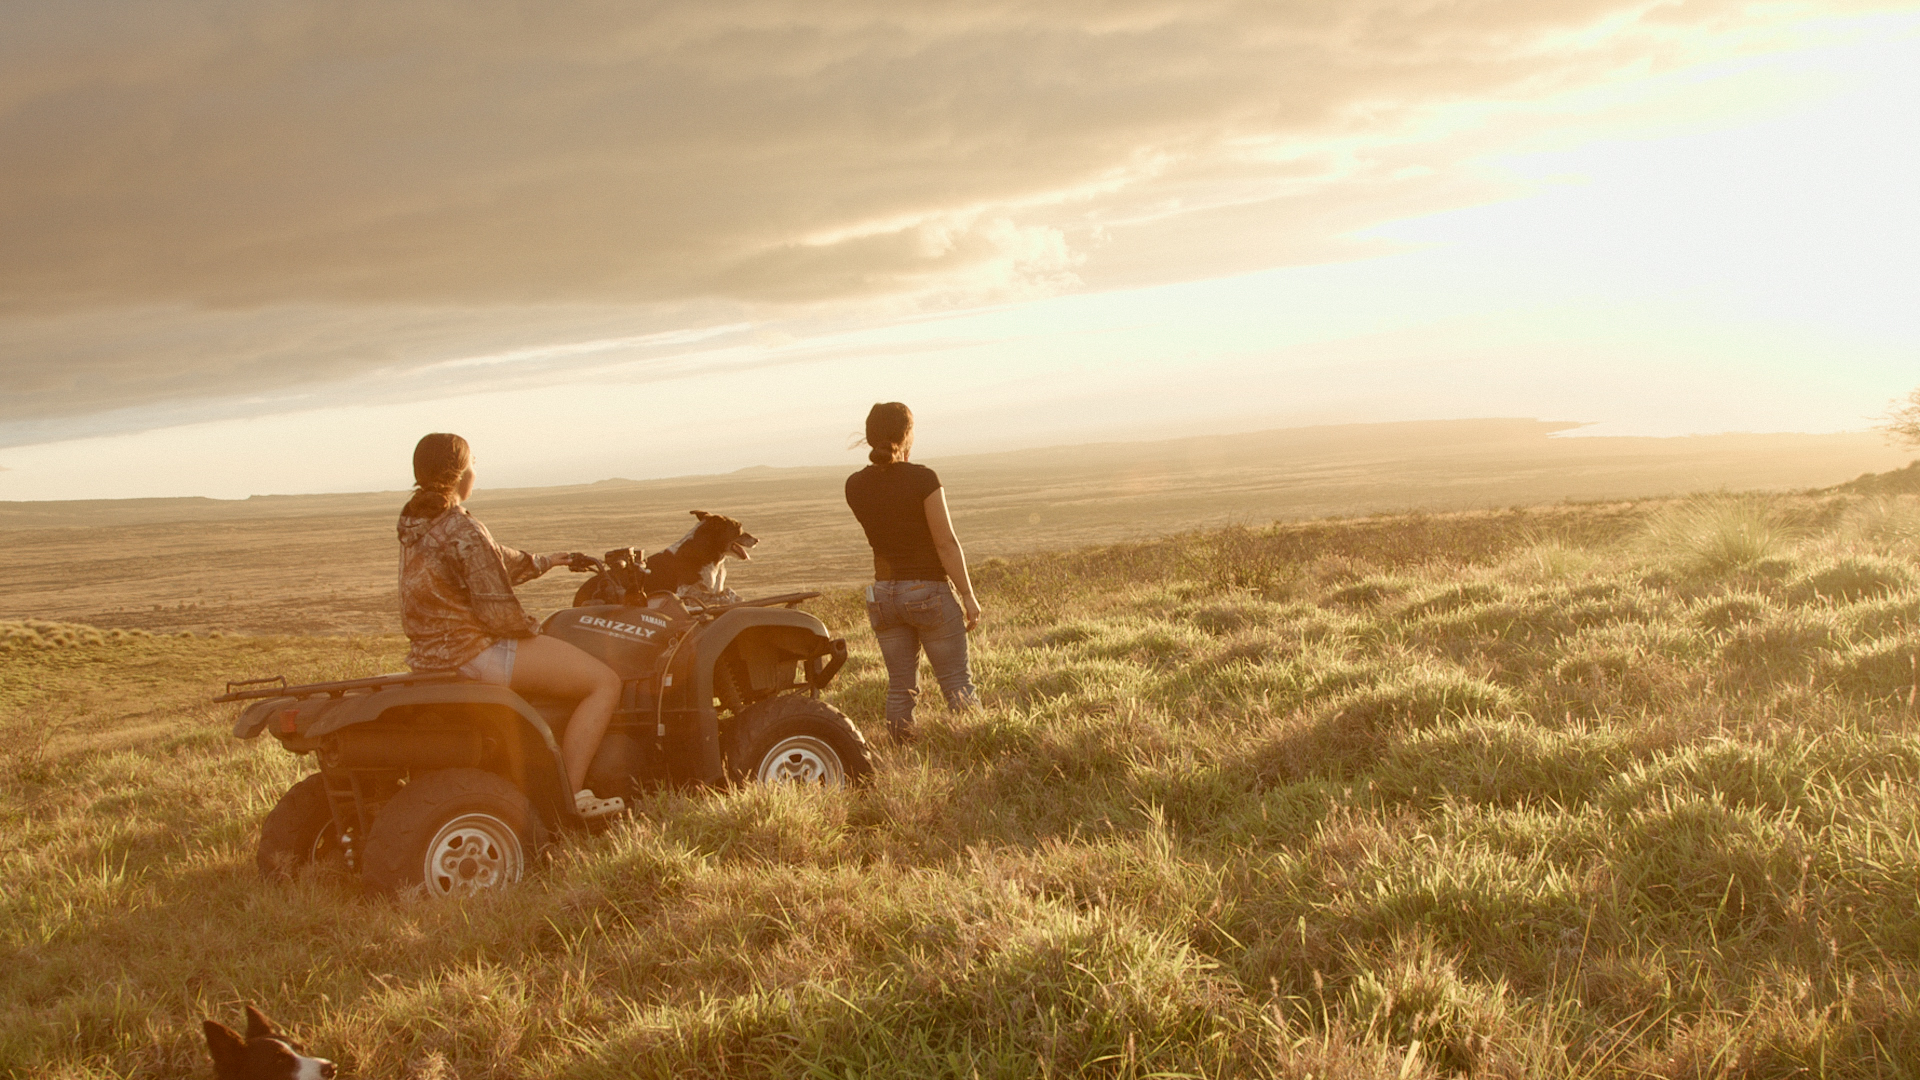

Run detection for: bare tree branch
[[1878, 388, 1920, 447]]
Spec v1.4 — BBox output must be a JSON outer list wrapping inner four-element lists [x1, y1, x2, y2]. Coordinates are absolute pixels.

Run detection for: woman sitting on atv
[[397, 433, 625, 819]]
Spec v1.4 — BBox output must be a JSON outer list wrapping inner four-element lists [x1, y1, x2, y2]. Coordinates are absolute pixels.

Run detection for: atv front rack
[[214, 670, 461, 703], [698, 590, 821, 613]]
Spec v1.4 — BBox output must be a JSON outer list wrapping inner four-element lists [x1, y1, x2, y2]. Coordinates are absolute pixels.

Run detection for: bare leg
[[510, 635, 622, 792]]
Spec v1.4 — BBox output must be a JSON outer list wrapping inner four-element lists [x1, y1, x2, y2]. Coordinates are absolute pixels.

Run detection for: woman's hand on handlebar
[[542, 551, 604, 573]]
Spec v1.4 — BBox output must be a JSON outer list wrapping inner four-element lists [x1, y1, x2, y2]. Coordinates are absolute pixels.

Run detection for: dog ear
[[690, 510, 711, 520], [244, 1004, 278, 1039], [204, 1020, 246, 1071]]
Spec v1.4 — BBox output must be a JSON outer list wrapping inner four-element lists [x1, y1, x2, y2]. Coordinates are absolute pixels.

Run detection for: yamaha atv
[[218, 560, 867, 898]]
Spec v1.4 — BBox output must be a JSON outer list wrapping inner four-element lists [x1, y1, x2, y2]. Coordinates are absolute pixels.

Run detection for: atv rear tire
[[257, 773, 345, 880], [724, 694, 872, 788], [360, 769, 546, 898]]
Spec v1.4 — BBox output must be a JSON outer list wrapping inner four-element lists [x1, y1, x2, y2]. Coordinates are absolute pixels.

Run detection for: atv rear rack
[[215, 670, 461, 703]]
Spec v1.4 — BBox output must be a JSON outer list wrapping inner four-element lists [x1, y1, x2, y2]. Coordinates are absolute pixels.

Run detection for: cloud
[[0, 300, 756, 431], [0, 0, 1903, 427]]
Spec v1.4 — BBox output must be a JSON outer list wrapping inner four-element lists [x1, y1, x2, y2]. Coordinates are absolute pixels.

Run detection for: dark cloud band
[[0, 0, 1894, 427]]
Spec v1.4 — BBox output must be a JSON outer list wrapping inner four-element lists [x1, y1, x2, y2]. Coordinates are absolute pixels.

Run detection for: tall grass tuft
[[1838, 493, 1920, 547], [1825, 634, 1920, 703], [1344, 935, 1513, 1075], [1643, 495, 1800, 575], [1788, 555, 1916, 604], [0, 619, 134, 650]]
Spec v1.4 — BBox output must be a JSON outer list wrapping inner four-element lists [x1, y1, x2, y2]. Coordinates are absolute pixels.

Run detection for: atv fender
[[233, 696, 297, 739], [305, 684, 577, 828], [684, 608, 842, 782]]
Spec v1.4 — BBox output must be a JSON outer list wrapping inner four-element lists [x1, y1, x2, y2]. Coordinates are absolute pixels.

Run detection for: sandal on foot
[[575, 788, 626, 819]]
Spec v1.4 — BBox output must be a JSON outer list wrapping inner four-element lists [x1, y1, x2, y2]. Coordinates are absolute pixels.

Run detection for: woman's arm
[[454, 520, 540, 638], [495, 544, 554, 587], [924, 488, 981, 631], [509, 550, 600, 585]]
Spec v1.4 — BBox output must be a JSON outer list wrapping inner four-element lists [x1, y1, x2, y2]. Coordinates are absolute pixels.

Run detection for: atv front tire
[[257, 773, 345, 879], [360, 769, 547, 898], [725, 694, 873, 788]]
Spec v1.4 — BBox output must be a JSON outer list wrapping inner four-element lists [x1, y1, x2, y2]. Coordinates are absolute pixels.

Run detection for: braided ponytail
[[864, 402, 913, 466]]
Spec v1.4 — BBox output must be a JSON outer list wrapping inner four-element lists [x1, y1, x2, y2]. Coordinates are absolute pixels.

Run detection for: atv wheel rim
[[311, 826, 346, 869], [423, 813, 523, 897], [756, 735, 846, 787]]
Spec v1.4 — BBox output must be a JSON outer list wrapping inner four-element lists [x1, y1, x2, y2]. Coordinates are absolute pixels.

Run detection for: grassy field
[[9, 482, 1920, 1077]]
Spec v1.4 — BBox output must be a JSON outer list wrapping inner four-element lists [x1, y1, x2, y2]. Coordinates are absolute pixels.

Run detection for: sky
[[2, 0, 1917, 500]]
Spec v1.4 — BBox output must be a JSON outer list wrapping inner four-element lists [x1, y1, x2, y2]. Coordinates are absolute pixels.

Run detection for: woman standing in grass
[[397, 432, 626, 818], [845, 403, 981, 742]]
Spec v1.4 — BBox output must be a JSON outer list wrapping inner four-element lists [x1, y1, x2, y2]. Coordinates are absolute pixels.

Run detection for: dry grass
[[7, 492, 1920, 1076]]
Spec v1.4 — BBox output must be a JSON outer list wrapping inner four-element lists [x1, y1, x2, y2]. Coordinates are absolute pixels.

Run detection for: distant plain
[[0, 419, 1907, 634]]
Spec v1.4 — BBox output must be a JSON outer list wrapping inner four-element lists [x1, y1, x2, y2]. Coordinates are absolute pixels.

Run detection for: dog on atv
[[574, 511, 758, 607]]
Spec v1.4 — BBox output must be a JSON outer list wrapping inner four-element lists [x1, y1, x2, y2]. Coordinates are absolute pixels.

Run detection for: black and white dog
[[203, 1005, 335, 1080], [645, 510, 758, 597], [573, 511, 759, 606]]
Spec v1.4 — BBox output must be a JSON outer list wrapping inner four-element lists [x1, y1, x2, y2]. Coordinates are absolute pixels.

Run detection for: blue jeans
[[866, 580, 976, 729]]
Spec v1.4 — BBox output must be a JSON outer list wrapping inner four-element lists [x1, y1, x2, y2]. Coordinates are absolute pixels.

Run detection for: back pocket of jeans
[[903, 591, 949, 617]]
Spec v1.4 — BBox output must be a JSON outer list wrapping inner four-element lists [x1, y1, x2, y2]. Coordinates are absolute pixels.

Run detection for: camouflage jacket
[[397, 506, 551, 672]]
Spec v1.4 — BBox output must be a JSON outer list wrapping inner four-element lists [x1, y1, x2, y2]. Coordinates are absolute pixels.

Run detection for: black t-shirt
[[845, 462, 946, 581]]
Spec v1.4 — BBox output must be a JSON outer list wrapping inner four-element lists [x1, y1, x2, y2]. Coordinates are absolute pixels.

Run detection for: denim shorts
[[457, 637, 518, 685]]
